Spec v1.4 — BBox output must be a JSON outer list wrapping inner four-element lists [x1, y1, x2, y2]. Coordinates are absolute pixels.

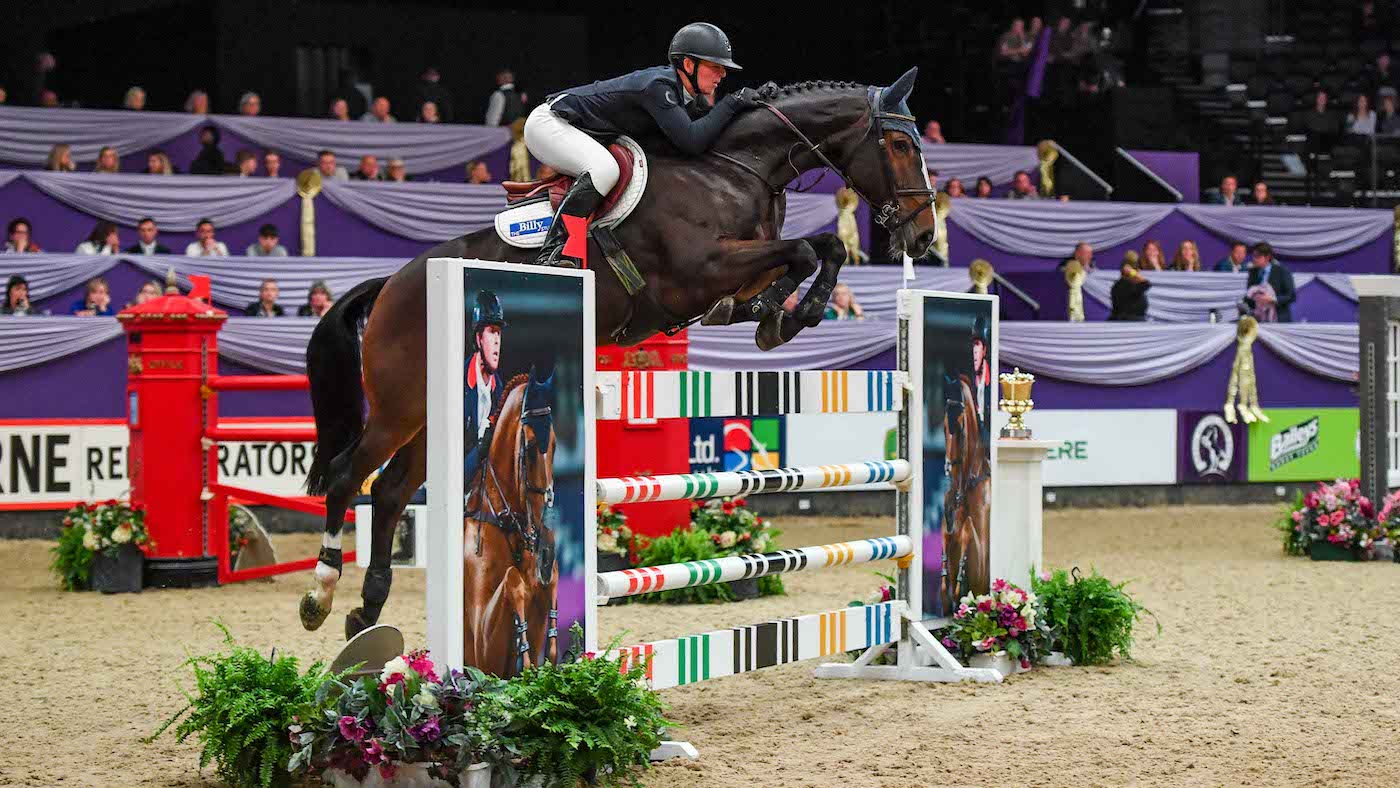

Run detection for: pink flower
[[1292, 511, 1303, 523], [956, 604, 971, 618], [1331, 509, 1346, 526], [339, 716, 367, 743], [991, 578, 1009, 592], [942, 636, 958, 649], [1350, 478, 1361, 491], [977, 599, 993, 613], [1020, 658, 1032, 669], [1360, 498, 1376, 518], [377, 763, 398, 781], [1305, 492, 1319, 508], [977, 637, 998, 652], [1038, 570, 1053, 582], [1323, 494, 1339, 510], [407, 650, 439, 683], [410, 716, 442, 742], [1007, 627, 1020, 637], [364, 739, 385, 763]]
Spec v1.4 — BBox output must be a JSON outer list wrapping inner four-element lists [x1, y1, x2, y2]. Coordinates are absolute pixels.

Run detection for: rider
[[464, 290, 506, 486], [969, 315, 991, 447], [524, 22, 765, 267]]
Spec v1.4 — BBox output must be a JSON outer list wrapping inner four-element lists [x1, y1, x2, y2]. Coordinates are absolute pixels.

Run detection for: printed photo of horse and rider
[[459, 269, 589, 678], [919, 294, 997, 620]]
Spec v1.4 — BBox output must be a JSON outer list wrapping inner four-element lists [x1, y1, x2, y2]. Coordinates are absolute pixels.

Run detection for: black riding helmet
[[472, 289, 507, 334], [669, 22, 742, 93]]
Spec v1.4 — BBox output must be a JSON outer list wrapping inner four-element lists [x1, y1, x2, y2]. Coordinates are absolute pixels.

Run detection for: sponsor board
[[1177, 411, 1246, 483], [689, 416, 785, 474], [1000, 409, 1178, 487], [0, 419, 315, 508], [1246, 408, 1359, 482]]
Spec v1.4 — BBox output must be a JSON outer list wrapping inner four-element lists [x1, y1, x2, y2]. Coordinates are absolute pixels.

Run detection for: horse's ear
[[882, 67, 918, 109], [943, 373, 957, 391]]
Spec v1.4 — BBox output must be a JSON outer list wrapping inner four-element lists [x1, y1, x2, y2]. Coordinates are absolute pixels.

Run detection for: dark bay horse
[[462, 372, 558, 677], [942, 376, 991, 613], [299, 68, 940, 640]]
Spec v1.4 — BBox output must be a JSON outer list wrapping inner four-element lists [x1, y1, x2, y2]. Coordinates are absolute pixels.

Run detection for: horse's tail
[[305, 277, 388, 495]]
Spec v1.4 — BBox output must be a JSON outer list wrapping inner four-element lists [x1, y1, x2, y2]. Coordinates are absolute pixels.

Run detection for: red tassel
[[562, 214, 589, 268]]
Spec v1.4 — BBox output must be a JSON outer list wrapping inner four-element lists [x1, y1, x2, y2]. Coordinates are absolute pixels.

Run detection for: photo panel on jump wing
[[910, 290, 998, 621], [425, 259, 595, 676]]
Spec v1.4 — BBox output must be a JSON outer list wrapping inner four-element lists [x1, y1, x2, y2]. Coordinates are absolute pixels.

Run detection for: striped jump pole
[[597, 369, 906, 420], [597, 459, 911, 504], [597, 535, 914, 601]]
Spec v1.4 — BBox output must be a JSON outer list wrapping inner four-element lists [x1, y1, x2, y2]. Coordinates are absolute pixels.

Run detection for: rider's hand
[[729, 87, 764, 110]]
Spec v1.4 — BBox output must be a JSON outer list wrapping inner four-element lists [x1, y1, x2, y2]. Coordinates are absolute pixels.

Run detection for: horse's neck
[[962, 386, 987, 480], [471, 388, 521, 510], [715, 88, 868, 186]]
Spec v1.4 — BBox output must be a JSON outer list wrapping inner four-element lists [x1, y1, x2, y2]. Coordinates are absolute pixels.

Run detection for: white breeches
[[523, 102, 620, 194]]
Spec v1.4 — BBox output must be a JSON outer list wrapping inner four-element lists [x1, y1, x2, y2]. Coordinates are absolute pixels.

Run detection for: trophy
[[999, 368, 1035, 438]]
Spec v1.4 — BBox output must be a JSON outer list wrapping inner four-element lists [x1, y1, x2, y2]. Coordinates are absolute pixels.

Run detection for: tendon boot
[[535, 172, 604, 268]]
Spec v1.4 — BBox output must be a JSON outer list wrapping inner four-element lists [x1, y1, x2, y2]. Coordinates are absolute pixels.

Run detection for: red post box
[[596, 330, 691, 538]]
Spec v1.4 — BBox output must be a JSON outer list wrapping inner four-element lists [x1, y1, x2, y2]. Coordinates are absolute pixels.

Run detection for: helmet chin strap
[[677, 59, 712, 110]]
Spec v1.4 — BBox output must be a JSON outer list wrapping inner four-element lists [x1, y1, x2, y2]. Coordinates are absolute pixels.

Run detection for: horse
[[298, 67, 941, 641], [461, 371, 558, 677], [941, 375, 991, 614]]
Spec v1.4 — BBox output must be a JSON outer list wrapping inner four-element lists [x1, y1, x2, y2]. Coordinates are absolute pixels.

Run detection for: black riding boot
[[535, 173, 604, 268]]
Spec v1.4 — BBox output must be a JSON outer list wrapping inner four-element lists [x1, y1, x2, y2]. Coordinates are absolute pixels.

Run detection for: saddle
[[501, 142, 637, 219]]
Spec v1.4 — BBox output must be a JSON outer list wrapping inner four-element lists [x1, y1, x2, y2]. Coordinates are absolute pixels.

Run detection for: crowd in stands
[[1095, 238, 1296, 323]]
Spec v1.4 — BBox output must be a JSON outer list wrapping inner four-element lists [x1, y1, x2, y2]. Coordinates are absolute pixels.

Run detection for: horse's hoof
[[299, 592, 330, 631], [701, 296, 737, 326], [756, 314, 787, 351], [345, 607, 374, 641]]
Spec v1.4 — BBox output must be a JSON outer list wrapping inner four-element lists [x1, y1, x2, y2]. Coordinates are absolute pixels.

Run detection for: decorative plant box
[[1371, 541, 1395, 562], [92, 543, 144, 593], [597, 552, 630, 574], [1309, 541, 1361, 562], [967, 650, 1015, 677], [324, 762, 490, 788], [1038, 651, 1074, 667], [727, 577, 760, 600]]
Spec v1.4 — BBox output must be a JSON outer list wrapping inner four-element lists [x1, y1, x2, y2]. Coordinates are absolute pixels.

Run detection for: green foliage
[[632, 528, 735, 604], [1276, 490, 1309, 556], [1032, 567, 1157, 666], [50, 517, 92, 591], [505, 624, 673, 787], [147, 622, 333, 788]]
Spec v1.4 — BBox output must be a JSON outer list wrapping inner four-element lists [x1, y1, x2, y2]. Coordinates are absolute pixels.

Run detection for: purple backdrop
[[1126, 150, 1200, 204]]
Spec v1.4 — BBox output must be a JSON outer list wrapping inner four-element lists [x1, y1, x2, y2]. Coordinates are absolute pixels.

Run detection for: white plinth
[[991, 438, 1057, 588]]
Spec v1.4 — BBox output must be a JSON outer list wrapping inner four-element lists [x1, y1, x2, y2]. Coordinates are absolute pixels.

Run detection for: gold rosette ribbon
[[1224, 316, 1269, 424], [1037, 140, 1058, 197], [835, 188, 867, 264], [933, 191, 951, 262], [295, 169, 323, 257], [969, 259, 993, 294], [509, 118, 531, 182], [1063, 259, 1085, 321]]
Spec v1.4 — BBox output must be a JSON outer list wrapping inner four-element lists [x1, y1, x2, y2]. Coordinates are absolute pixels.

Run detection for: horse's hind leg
[[345, 429, 428, 639], [698, 239, 820, 329], [757, 232, 847, 351]]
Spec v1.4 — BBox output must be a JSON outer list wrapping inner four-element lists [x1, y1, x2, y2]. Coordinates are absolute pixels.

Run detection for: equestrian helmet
[[472, 289, 507, 333], [970, 314, 989, 346], [668, 22, 742, 70]]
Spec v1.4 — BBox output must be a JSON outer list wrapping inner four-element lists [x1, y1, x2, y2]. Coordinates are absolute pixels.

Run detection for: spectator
[[466, 160, 492, 184], [238, 91, 262, 116], [386, 158, 410, 182], [316, 150, 349, 181], [1302, 90, 1341, 152], [69, 277, 113, 317], [263, 150, 282, 178], [362, 96, 396, 123], [352, 155, 383, 181], [245, 224, 288, 257], [244, 279, 285, 316], [235, 150, 258, 177], [824, 282, 864, 320], [189, 126, 228, 175], [922, 120, 946, 144], [1048, 16, 1075, 64], [944, 177, 966, 197], [144, 150, 175, 175], [45, 143, 75, 172], [184, 90, 210, 114], [1208, 174, 1242, 206], [1109, 258, 1151, 321], [4, 218, 40, 253], [1139, 239, 1166, 271], [1057, 241, 1095, 271], [1, 274, 33, 315], [125, 217, 171, 255], [1214, 241, 1249, 273], [1243, 242, 1296, 323], [996, 18, 1033, 64], [1348, 94, 1377, 136], [298, 280, 334, 317], [1250, 181, 1275, 206], [1006, 170, 1039, 199], [1379, 88, 1400, 135], [123, 86, 146, 111], [0, 86, 6, 105], [418, 101, 441, 123], [38, 90, 59, 108], [485, 68, 525, 126], [75, 220, 120, 255], [416, 66, 454, 123], [329, 98, 351, 121], [974, 176, 994, 198], [94, 146, 120, 174], [185, 218, 229, 257], [1369, 52, 1397, 95], [127, 279, 162, 308], [1171, 240, 1202, 271]]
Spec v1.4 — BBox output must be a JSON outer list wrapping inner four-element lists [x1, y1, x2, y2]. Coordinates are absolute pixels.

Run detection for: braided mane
[[488, 373, 532, 423], [769, 79, 863, 96]]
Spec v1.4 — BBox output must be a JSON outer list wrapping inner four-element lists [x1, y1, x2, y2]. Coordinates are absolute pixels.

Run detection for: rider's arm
[[641, 81, 742, 156]]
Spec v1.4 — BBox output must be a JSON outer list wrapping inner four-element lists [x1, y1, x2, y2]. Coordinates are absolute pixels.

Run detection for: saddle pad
[[495, 135, 649, 249]]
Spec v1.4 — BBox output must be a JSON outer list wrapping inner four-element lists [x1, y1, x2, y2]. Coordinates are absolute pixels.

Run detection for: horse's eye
[[893, 139, 911, 154]]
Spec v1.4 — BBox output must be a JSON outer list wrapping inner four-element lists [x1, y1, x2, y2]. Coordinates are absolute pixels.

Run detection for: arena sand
[[4, 504, 1400, 787]]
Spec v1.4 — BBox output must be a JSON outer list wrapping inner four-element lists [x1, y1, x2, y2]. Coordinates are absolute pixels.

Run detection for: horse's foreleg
[[345, 430, 427, 640], [757, 232, 848, 350], [697, 238, 820, 329]]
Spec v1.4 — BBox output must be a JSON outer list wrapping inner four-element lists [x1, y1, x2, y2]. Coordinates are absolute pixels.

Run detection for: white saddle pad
[[494, 135, 649, 249]]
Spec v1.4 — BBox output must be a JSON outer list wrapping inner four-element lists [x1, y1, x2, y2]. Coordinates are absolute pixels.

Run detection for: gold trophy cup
[[999, 367, 1035, 439]]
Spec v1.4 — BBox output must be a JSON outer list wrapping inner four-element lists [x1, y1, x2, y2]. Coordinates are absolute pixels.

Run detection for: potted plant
[[505, 625, 674, 787], [939, 579, 1042, 676], [1293, 479, 1378, 561], [1376, 489, 1400, 563], [1033, 567, 1156, 666], [148, 622, 333, 788], [1028, 568, 1073, 666], [52, 500, 151, 593], [595, 504, 641, 575], [1274, 490, 1310, 557], [689, 497, 782, 600], [290, 650, 511, 787]]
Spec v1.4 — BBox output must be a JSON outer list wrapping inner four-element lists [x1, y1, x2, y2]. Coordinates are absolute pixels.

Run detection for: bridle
[[713, 86, 938, 235], [466, 396, 555, 567]]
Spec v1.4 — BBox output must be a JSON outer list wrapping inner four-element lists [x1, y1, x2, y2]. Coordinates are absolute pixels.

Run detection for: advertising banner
[[1026, 409, 1178, 487], [1177, 411, 1247, 484], [1247, 408, 1359, 482], [688, 416, 785, 474]]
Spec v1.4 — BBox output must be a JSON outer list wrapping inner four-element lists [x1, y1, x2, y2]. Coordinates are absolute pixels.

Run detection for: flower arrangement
[[629, 498, 785, 604], [289, 650, 512, 785], [940, 579, 1043, 669], [50, 500, 151, 590], [1288, 479, 1379, 554], [596, 503, 644, 565], [690, 496, 778, 555], [1378, 489, 1400, 544]]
